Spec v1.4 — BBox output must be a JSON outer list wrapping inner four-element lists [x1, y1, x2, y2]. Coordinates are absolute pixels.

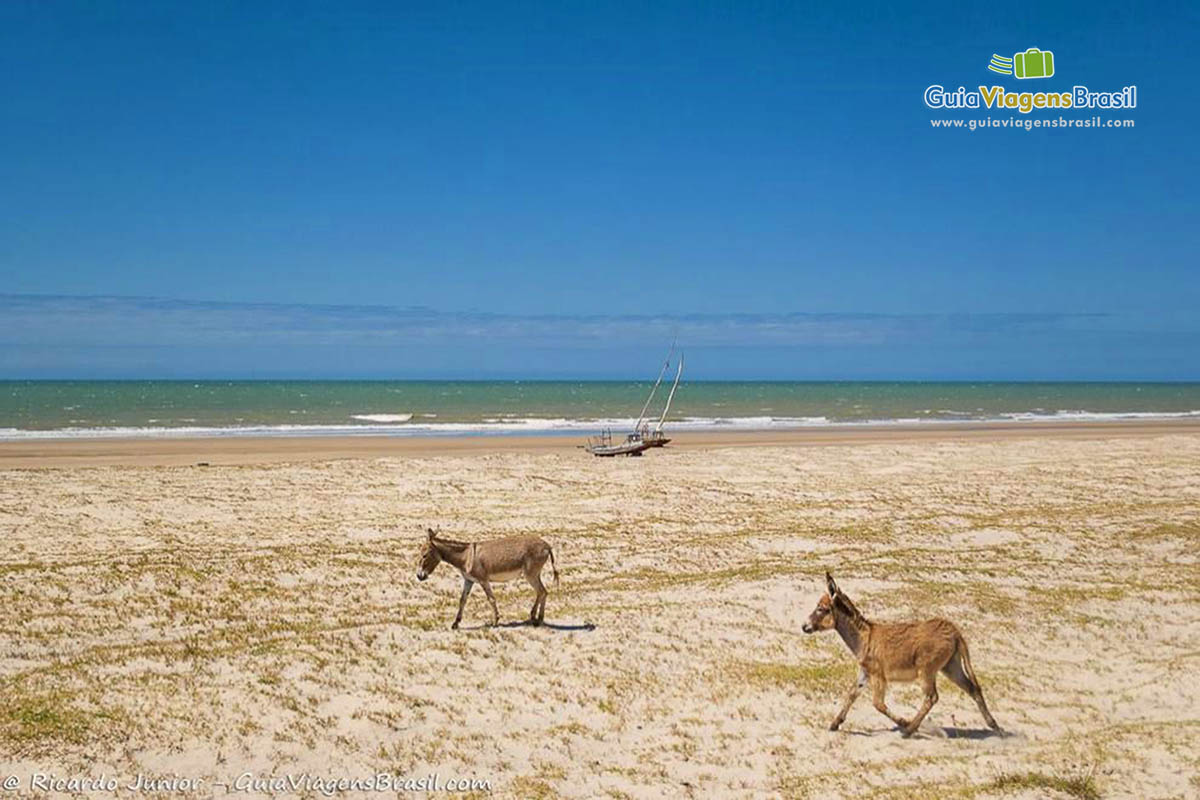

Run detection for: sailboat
[[644, 354, 683, 448], [584, 349, 684, 457]]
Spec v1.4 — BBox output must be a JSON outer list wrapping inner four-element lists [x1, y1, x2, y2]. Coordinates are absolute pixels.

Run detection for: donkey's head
[[416, 528, 442, 581], [801, 572, 846, 634]]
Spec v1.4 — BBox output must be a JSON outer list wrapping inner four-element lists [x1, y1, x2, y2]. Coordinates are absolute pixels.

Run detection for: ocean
[[1, 380, 1199, 440]]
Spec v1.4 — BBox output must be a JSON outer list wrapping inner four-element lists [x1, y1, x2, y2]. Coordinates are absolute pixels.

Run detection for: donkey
[[416, 529, 559, 629], [801, 572, 999, 737]]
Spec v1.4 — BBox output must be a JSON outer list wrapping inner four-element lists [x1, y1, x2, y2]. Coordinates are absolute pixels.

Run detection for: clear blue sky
[[1, 1, 1197, 378]]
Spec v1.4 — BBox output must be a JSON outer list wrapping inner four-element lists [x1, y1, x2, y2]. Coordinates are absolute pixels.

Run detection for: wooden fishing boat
[[584, 429, 650, 457], [584, 350, 683, 457], [644, 355, 682, 447]]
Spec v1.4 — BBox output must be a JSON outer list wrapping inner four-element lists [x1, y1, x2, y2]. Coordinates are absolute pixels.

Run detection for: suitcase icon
[[1014, 48, 1054, 79]]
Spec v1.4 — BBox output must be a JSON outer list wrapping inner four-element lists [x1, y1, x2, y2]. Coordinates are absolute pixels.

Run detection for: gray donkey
[[417, 528, 559, 628]]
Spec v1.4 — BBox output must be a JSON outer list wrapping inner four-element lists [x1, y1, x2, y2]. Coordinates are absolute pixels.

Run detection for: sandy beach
[[2, 425, 1198, 798]]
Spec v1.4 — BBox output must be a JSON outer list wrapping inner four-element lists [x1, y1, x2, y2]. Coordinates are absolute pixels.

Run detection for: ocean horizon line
[[4, 378, 1200, 385]]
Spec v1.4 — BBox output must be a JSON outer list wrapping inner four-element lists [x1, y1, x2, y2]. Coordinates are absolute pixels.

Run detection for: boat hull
[[586, 441, 649, 457]]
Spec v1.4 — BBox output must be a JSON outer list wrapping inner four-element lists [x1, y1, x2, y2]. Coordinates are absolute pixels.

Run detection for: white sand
[[1, 432, 1198, 798]]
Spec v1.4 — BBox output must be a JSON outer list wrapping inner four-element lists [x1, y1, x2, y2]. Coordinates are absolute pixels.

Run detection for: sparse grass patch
[[0, 688, 92, 752], [893, 579, 1019, 616], [595, 558, 801, 594], [779, 771, 978, 800], [734, 659, 855, 696], [549, 720, 591, 738], [820, 523, 897, 543], [1041, 584, 1128, 604], [858, 779, 975, 800], [987, 770, 1100, 800], [1124, 521, 1199, 541], [410, 614, 445, 631], [508, 775, 559, 799]]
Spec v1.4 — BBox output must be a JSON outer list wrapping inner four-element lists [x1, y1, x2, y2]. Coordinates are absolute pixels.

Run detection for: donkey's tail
[[956, 635, 982, 692], [548, 545, 560, 585]]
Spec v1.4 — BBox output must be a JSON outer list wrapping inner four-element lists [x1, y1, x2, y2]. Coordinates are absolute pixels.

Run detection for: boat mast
[[634, 340, 674, 431], [655, 354, 683, 433]]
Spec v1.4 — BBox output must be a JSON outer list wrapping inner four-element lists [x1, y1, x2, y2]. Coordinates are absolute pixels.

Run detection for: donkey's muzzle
[[801, 623, 814, 634], [416, 571, 428, 582]]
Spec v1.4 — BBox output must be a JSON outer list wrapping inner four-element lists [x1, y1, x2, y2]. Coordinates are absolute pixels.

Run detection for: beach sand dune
[[1, 431, 1198, 798]]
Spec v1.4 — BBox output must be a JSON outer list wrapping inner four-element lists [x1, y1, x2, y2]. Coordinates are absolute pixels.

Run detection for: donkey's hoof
[[451, 621, 460, 630], [829, 720, 842, 732], [900, 726, 917, 738]]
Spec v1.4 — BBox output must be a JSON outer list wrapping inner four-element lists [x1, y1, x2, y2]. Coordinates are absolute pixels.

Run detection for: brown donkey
[[801, 572, 999, 737], [416, 529, 559, 628]]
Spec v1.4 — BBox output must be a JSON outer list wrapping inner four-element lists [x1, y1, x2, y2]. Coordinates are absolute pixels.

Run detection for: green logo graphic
[[987, 48, 1055, 79], [1014, 47, 1054, 79], [988, 54, 1013, 75]]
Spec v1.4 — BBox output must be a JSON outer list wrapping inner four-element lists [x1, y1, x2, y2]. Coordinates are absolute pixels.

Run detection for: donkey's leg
[[942, 656, 999, 730], [452, 579, 474, 630], [523, 568, 542, 624], [870, 675, 910, 730], [529, 555, 550, 623], [529, 570, 548, 624], [901, 673, 939, 738], [830, 668, 867, 731], [973, 686, 999, 731], [479, 580, 500, 626]]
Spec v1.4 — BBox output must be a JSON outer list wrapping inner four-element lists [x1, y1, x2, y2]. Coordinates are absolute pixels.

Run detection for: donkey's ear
[[826, 571, 839, 596], [426, 527, 436, 540]]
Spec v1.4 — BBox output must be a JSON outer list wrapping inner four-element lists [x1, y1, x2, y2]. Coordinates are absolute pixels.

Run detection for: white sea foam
[[997, 409, 1200, 422], [0, 410, 1197, 441]]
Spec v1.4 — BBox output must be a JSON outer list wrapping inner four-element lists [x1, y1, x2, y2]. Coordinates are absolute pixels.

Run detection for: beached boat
[[584, 352, 683, 457], [584, 429, 650, 457], [644, 354, 682, 448]]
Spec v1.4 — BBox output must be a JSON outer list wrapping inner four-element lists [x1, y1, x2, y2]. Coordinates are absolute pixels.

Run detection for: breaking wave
[[1, 409, 1197, 441]]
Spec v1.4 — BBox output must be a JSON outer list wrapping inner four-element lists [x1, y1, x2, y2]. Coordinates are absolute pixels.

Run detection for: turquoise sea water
[[2, 381, 1199, 439]]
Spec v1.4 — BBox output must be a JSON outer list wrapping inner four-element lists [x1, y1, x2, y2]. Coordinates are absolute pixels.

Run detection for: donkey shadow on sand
[[417, 529, 594, 632], [843, 723, 1011, 740], [467, 619, 597, 632]]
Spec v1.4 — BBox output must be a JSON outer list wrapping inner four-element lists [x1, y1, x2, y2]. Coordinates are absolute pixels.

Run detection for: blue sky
[[1, 1, 1197, 378]]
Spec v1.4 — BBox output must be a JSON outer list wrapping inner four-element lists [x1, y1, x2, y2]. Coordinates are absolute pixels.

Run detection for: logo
[[924, 47, 1136, 115], [989, 48, 1055, 79]]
